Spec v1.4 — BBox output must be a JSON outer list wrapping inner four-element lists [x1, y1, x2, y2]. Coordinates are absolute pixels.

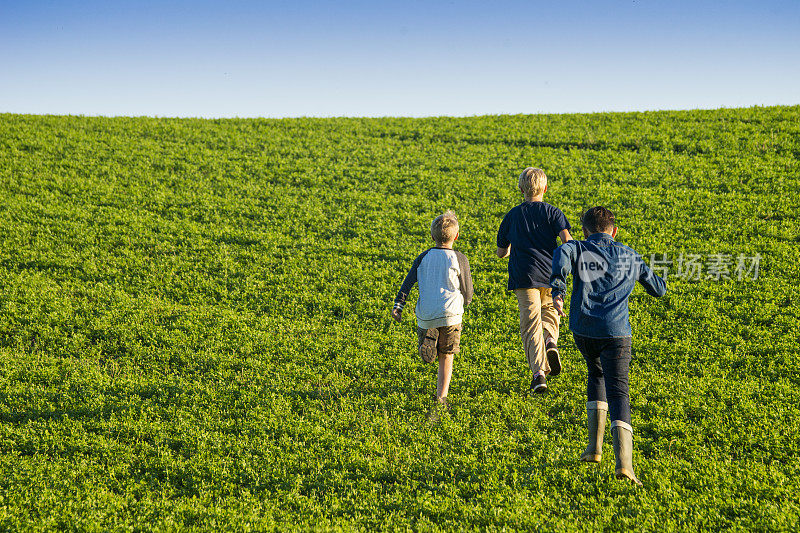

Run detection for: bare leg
[[436, 352, 454, 400]]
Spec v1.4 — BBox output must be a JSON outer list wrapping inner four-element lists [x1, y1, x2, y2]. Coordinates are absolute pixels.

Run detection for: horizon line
[[1, 103, 798, 121]]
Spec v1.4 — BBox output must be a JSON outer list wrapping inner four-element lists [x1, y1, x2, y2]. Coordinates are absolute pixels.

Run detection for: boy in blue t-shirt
[[496, 167, 572, 394]]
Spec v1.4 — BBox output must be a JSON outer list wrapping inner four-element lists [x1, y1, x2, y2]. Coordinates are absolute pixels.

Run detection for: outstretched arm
[[496, 213, 511, 259], [456, 252, 474, 306], [638, 256, 667, 297], [550, 242, 578, 315], [392, 250, 428, 322]]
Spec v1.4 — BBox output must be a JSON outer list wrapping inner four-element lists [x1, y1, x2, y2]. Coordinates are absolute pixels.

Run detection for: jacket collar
[[586, 232, 615, 242]]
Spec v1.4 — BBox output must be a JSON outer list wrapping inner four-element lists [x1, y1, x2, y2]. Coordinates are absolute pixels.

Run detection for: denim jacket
[[550, 233, 667, 338]]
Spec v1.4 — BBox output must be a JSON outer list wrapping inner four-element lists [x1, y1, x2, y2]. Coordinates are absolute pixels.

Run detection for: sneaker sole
[[532, 383, 548, 394], [546, 347, 561, 377]]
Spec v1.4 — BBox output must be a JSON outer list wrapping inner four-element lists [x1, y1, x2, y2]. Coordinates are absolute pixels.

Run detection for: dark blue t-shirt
[[497, 201, 571, 290]]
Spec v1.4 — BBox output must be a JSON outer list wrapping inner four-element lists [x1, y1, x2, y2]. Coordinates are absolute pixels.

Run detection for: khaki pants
[[514, 288, 560, 375]]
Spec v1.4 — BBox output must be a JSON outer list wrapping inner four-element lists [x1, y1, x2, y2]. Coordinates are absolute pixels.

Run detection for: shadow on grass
[[368, 130, 718, 156]]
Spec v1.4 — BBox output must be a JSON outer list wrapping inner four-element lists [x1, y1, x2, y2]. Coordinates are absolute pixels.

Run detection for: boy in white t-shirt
[[392, 211, 474, 410]]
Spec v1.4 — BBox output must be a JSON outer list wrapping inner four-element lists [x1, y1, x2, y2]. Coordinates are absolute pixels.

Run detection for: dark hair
[[581, 206, 616, 234]]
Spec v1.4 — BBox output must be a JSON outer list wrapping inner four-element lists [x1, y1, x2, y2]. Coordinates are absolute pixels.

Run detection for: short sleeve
[[497, 212, 512, 248], [550, 207, 571, 235]]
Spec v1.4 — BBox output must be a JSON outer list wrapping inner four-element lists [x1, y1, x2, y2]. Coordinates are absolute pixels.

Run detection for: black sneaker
[[546, 340, 561, 377], [530, 374, 548, 394]]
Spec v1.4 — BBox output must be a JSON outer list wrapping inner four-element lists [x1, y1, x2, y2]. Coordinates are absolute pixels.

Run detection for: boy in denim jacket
[[551, 206, 666, 486]]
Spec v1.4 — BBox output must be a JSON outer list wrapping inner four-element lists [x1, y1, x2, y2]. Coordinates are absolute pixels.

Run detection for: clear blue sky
[[2, 0, 798, 117]]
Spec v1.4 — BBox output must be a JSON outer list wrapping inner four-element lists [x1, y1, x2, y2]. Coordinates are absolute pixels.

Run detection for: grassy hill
[[0, 107, 799, 530]]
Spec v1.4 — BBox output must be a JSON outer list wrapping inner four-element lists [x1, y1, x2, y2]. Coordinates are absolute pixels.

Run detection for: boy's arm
[[550, 242, 578, 314], [392, 251, 428, 321], [496, 212, 511, 258], [456, 252, 474, 306], [552, 208, 572, 245], [637, 255, 667, 297]]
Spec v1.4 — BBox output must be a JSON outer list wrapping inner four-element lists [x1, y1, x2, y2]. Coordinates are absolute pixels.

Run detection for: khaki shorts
[[417, 324, 462, 363]]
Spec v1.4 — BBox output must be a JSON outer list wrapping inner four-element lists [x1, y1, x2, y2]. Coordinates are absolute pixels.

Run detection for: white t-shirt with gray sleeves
[[394, 247, 474, 329]]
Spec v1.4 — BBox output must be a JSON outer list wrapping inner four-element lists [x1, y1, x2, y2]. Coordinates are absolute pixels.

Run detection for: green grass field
[[1, 106, 799, 530]]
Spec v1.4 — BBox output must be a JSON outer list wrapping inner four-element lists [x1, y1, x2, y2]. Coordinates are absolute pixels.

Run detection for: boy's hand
[[391, 308, 402, 322], [553, 295, 566, 317]]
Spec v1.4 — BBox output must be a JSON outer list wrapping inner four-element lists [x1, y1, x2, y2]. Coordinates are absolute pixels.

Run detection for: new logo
[[577, 251, 609, 282]]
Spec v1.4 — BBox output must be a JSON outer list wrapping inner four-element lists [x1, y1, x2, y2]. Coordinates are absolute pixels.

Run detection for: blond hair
[[431, 211, 459, 245], [518, 167, 548, 198]]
